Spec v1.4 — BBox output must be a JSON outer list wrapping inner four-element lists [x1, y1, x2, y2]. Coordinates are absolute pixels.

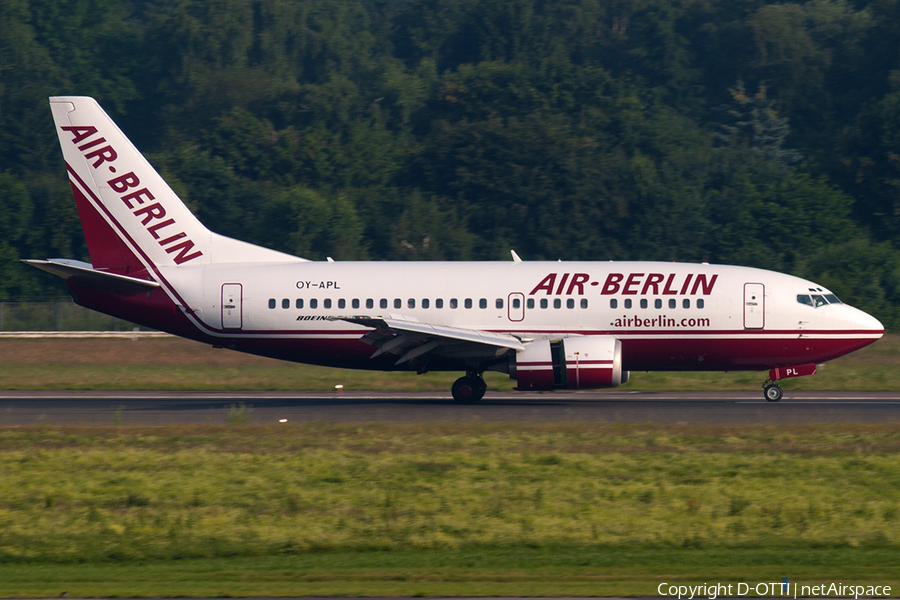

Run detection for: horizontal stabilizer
[[24, 259, 160, 295]]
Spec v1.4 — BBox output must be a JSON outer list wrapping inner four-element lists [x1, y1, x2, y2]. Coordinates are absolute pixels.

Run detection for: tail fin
[[50, 97, 303, 273]]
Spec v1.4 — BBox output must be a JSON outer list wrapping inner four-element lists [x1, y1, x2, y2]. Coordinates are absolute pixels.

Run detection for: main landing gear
[[763, 381, 783, 402], [451, 371, 487, 403]]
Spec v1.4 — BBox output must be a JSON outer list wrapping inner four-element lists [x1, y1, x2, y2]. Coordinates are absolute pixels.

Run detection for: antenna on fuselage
[[511, 250, 522, 263]]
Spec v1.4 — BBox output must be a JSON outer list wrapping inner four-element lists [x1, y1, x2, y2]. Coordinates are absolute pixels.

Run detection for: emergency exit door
[[743, 283, 764, 329], [221, 283, 243, 330]]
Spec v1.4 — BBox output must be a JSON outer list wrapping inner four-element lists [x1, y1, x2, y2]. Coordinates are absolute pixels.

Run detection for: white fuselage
[[152, 260, 882, 372]]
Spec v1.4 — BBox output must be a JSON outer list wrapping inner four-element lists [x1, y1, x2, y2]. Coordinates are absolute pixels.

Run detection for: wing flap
[[339, 316, 525, 363]]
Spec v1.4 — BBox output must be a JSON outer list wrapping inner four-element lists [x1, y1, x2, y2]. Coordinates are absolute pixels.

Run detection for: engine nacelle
[[511, 336, 628, 391]]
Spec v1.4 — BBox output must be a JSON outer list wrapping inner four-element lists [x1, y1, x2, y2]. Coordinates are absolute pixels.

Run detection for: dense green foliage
[[3, 0, 900, 327]]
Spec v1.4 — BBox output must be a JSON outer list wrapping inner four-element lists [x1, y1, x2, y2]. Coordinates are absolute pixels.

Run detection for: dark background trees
[[3, 0, 900, 327]]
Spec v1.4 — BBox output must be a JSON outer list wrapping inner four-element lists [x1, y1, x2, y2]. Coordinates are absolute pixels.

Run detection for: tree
[[714, 81, 802, 166]]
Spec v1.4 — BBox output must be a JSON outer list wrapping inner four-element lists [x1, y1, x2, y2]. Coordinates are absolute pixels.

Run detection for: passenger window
[[380, 299, 387, 309], [581, 299, 588, 309], [654, 299, 662, 309], [697, 299, 704, 309], [394, 299, 401, 309], [553, 298, 561, 309], [683, 299, 690, 309], [465, 299, 473, 309], [422, 299, 430, 309], [566, 298, 574, 309], [352, 299, 359, 309], [338, 299, 346, 309], [479, 298, 487, 309], [296, 299, 304, 309], [640, 299, 648, 309], [366, 299, 373, 309], [324, 299, 332, 309], [527, 298, 535, 309], [268, 299, 276, 309], [624, 299, 632, 309], [669, 299, 676, 309], [450, 299, 458, 309], [495, 298, 503, 309], [513, 298, 521, 309], [282, 299, 290, 309], [436, 299, 443, 309], [408, 298, 416, 309], [540, 299, 548, 309], [610, 299, 618, 309], [310, 299, 318, 309]]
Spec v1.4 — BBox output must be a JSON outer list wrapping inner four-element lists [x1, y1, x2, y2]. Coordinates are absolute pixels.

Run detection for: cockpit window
[[797, 293, 842, 307], [797, 294, 814, 307]]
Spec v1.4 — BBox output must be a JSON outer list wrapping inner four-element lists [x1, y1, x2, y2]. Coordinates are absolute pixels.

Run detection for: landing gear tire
[[452, 375, 486, 403], [764, 384, 783, 402]]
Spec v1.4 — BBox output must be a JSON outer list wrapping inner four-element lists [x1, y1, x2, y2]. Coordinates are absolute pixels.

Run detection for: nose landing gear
[[451, 371, 487, 403], [761, 363, 816, 402], [763, 382, 783, 402]]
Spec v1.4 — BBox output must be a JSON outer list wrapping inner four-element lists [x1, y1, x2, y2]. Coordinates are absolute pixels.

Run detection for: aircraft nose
[[846, 304, 884, 336]]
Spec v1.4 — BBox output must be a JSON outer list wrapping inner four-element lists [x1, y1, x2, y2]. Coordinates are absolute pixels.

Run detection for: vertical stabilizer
[[50, 97, 303, 273]]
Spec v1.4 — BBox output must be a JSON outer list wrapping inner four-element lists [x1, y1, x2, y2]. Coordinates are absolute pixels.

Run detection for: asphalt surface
[[0, 390, 898, 425]]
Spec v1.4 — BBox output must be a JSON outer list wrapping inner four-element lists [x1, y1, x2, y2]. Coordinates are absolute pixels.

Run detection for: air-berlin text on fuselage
[[529, 272, 718, 296], [60, 125, 203, 265]]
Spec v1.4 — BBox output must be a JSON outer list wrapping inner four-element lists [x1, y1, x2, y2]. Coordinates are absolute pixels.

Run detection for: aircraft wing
[[338, 316, 525, 365], [24, 259, 160, 295]]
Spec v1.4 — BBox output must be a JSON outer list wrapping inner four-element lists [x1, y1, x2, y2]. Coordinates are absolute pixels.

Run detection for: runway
[[0, 390, 898, 425]]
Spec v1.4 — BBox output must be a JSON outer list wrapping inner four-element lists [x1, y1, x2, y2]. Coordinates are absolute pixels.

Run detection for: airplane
[[26, 96, 884, 403]]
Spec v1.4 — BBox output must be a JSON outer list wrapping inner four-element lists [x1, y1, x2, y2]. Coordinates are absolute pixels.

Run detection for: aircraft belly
[[620, 335, 878, 371], [226, 337, 470, 372]]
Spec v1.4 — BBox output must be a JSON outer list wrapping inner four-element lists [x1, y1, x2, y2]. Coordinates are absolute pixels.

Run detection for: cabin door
[[743, 283, 765, 329], [222, 283, 243, 330], [508, 292, 525, 322]]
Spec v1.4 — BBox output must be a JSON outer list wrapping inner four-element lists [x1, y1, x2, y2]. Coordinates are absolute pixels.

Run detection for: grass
[[0, 334, 898, 391], [1, 423, 900, 596], [3, 548, 899, 597]]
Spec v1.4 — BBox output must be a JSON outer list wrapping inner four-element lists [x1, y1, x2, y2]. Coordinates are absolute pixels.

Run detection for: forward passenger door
[[743, 283, 764, 329]]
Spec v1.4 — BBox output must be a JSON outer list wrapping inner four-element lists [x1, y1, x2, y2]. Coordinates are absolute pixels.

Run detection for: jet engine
[[511, 336, 628, 390]]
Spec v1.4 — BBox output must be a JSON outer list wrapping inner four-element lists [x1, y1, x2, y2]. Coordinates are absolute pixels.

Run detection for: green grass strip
[[3, 549, 900, 597], [1, 334, 898, 390], [1, 423, 900, 596]]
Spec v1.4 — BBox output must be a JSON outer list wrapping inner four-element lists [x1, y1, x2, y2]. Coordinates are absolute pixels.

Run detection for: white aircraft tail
[[49, 96, 303, 273]]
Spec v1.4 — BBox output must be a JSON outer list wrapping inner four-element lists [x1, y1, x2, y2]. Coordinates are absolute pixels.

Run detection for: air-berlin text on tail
[[61, 125, 203, 265], [529, 272, 718, 296]]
